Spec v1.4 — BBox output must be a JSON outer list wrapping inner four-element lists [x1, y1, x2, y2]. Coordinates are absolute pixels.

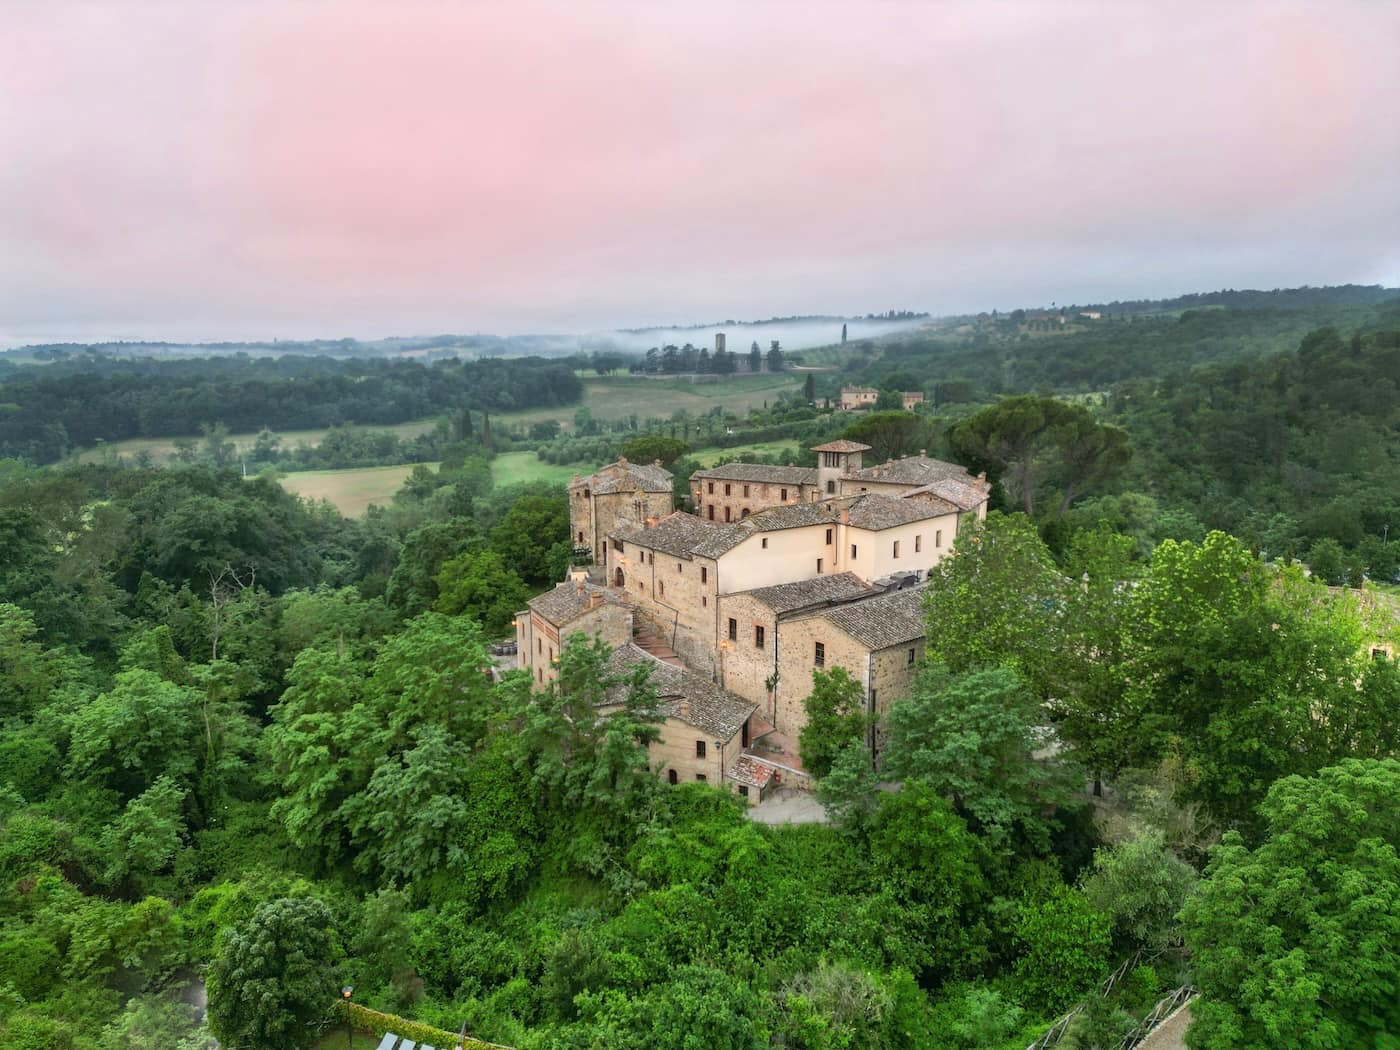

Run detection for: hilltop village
[[516, 441, 990, 803]]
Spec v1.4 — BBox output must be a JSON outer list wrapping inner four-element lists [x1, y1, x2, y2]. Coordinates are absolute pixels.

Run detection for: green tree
[[1079, 830, 1196, 953], [100, 777, 188, 894], [618, 435, 690, 467], [798, 667, 869, 779], [922, 512, 1064, 695], [488, 493, 570, 585], [840, 411, 940, 461], [1180, 759, 1400, 1048], [882, 664, 1079, 851], [67, 669, 201, 801], [1012, 885, 1111, 1013], [206, 897, 340, 1050], [433, 549, 531, 637]]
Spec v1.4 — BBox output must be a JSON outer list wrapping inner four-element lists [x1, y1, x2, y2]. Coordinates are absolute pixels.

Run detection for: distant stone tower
[[715, 333, 726, 353], [841, 322, 847, 344]]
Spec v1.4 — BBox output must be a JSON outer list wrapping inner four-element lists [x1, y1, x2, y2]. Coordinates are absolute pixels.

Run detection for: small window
[[814, 642, 825, 667], [708, 481, 715, 494], [708, 505, 715, 520], [702, 596, 707, 607], [583, 488, 590, 499], [668, 769, 678, 784], [893, 540, 900, 559], [743, 484, 750, 497], [725, 483, 732, 496], [728, 618, 738, 641], [701, 567, 708, 584], [851, 544, 858, 559], [696, 740, 707, 758], [696, 773, 707, 782], [537, 638, 542, 654], [1374, 647, 1389, 661], [578, 530, 585, 543], [725, 506, 732, 522], [825, 528, 833, 544], [908, 647, 916, 665], [738, 785, 749, 798], [817, 558, 823, 573], [659, 580, 665, 596], [826, 479, 836, 494], [915, 534, 921, 553], [677, 561, 682, 573], [537, 667, 542, 682], [755, 625, 766, 649], [761, 538, 768, 549], [741, 508, 750, 519], [936, 529, 943, 547], [780, 487, 788, 501]]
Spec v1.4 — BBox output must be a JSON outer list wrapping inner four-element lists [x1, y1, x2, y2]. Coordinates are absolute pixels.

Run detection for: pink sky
[[2, 1, 1397, 343]]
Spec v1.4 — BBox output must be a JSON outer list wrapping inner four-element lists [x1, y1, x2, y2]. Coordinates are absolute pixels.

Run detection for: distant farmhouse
[[518, 440, 990, 805], [838, 386, 925, 412]]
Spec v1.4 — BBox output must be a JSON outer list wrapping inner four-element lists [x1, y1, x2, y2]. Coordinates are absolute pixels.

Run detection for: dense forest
[[1, 286, 1398, 1048], [0, 356, 582, 464]]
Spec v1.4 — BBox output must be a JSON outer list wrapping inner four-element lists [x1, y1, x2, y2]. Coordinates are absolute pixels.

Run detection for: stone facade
[[516, 575, 632, 687], [691, 464, 822, 524], [569, 458, 673, 566]]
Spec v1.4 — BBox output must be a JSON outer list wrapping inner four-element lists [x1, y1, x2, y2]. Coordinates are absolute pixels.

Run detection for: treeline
[[0, 355, 582, 464], [852, 296, 1400, 399]]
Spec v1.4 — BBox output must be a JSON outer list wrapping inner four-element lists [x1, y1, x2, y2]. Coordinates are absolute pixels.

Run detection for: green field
[[78, 417, 442, 465], [494, 373, 804, 432], [277, 463, 433, 517], [691, 440, 805, 466], [490, 451, 594, 487]]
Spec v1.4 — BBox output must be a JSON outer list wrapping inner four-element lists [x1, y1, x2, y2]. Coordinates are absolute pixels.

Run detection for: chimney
[[588, 591, 603, 609], [572, 472, 582, 484], [575, 577, 585, 594], [678, 698, 691, 720], [919, 449, 926, 457], [618, 455, 628, 467], [839, 507, 850, 525]]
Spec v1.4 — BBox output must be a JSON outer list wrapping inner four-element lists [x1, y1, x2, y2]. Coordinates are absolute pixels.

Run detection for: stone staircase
[[631, 622, 683, 665]]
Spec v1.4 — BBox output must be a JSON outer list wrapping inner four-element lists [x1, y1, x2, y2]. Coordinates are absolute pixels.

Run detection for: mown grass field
[[691, 440, 805, 466], [277, 463, 435, 517], [490, 451, 592, 487], [77, 418, 442, 465], [494, 373, 804, 432]]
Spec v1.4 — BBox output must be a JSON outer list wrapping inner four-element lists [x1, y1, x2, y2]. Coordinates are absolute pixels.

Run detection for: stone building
[[901, 391, 926, 411], [838, 386, 879, 411], [602, 644, 769, 804], [568, 458, 673, 566], [690, 463, 821, 523], [515, 571, 631, 687], [775, 585, 928, 760]]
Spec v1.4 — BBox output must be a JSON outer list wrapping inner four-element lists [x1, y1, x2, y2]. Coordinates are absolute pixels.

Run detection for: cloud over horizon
[[2, 1, 1398, 345]]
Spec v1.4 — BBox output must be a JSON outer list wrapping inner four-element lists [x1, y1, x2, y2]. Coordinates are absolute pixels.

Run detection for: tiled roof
[[844, 493, 947, 530], [574, 460, 674, 494], [746, 501, 841, 531], [607, 643, 756, 739], [845, 454, 977, 488], [726, 754, 777, 789], [613, 512, 750, 559], [692, 463, 819, 486], [739, 572, 873, 614], [902, 476, 990, 512], [806, 585, 927, 650], [841, 386, 878, 395], [527, 579, 623, 625], [810, 439, 872, 453]]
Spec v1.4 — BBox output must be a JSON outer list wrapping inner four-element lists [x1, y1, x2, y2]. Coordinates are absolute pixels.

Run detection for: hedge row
[[332, 1000, 510, 1050]]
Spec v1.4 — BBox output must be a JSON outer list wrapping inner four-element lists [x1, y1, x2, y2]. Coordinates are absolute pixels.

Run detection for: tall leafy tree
[[1181, 759, 1400, 1048], [206, 897, 340, 1050], [798, 667, 870, 779]]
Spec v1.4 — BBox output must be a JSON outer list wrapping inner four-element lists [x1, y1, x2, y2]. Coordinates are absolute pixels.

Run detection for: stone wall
[[692, 480, 821, 525]]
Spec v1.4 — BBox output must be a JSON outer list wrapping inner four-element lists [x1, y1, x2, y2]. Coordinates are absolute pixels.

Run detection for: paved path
[[1138, 1001, 1192, 1050], [748, 788, 829, 825]]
